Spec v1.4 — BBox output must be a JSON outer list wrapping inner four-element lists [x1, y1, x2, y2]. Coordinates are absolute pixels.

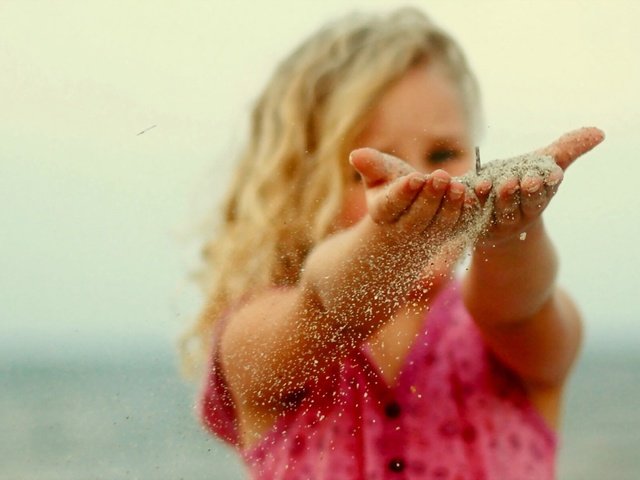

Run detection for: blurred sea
[[1, 345, 638, 480]]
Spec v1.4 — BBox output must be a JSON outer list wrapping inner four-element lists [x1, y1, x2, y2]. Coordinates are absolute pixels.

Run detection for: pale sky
[[1, 1, 639, 359]]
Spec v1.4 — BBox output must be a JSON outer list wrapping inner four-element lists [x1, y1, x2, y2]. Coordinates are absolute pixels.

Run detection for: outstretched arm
[[308, 149, 473, 329], [462, 127, 604, 406], [219, 150, 474, 425]]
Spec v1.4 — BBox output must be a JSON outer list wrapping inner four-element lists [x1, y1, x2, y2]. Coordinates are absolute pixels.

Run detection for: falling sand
[[363, 151, 560, 316]]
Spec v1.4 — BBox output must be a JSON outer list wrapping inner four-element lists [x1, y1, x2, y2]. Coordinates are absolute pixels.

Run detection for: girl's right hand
[[349, 148, 474, 242]]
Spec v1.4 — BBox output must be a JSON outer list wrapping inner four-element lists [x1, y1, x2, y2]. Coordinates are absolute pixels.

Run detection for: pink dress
[[200, 281, 556, 479]]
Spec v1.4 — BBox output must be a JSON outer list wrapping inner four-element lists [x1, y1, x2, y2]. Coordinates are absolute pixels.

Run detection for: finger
[[427, 181, 466, 233], [520, 175, 548, 218], [493, 178, 521, 227], [547, 164, 564, 187], [544, 165, 564, 198], [398, 169, 450, 231], [535, 127, 605, 171], [473, 179, 492, 206], [521, 165, 564, 218], [349, 148, 415, 188], [369, 173, 426, 223]]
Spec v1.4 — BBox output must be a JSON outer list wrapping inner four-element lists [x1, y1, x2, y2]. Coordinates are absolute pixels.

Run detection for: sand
[[451, 152, 558, 248]]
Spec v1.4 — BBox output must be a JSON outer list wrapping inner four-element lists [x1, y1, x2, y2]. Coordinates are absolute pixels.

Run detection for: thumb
[[349, 148, 415, 188], [536, 127, 605, 170]]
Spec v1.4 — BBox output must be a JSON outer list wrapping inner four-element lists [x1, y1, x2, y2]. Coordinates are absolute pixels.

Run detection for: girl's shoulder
[[225, 287, 301, 324], [199, 285, 313, 447]]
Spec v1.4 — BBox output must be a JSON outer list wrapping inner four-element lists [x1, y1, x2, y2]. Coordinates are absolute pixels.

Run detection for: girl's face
[[337, 62, 474, 229]]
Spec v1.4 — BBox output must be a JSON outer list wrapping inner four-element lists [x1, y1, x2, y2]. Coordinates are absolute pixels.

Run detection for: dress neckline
[[358, 280, 458, 393]]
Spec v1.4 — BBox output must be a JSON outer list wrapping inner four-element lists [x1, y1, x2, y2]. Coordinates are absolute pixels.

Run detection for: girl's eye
[[427, 149, 458, 165]]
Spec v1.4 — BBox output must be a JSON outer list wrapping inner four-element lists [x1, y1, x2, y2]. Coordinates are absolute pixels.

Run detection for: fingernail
[[476, 180, 492, 195], [348, 148, 365, 164], [432, 175, 448, 190], [409, 175, 425, 190], [506, 184, 519, 195], [448, 185, 464, 200], [524, 179, 540, 193], [547, 174, 563, 186]]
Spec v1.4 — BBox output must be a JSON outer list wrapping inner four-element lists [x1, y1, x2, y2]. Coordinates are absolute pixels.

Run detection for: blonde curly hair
[[181, 7, 482, 374]]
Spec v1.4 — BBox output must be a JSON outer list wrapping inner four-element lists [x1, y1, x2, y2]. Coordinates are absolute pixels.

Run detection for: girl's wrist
[[474, 218, 546, 255]]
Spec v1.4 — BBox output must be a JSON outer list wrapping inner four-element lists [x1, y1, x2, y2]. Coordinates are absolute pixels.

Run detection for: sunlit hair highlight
[[181, 7, 482, 375]]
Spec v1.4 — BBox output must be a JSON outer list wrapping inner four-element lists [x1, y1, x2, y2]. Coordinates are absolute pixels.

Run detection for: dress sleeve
[[198, 312, 240, 446]]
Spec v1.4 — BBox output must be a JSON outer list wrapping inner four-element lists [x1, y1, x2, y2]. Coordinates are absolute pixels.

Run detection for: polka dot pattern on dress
[[201, 281, 557, 479]]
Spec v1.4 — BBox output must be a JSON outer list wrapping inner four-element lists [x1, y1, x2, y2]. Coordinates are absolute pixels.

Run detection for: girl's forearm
[[463, 219, 559, 326], [219, 219, 434, 410], [301, 218, 429, 338]]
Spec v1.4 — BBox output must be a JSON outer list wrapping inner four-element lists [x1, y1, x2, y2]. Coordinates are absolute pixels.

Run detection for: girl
[[187, 7, 604, 479]]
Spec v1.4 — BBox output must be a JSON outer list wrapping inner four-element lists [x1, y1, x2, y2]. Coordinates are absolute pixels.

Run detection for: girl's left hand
[[478, 127, 604, 244]]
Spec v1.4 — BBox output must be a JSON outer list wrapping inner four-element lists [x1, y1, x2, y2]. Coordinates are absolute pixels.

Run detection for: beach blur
[[2, 345, 638, 480]]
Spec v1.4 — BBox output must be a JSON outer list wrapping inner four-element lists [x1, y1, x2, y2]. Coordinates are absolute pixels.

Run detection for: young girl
[[187, 8, 604, 479]]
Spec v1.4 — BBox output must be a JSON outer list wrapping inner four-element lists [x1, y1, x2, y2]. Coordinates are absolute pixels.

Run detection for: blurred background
[[1, 1, 638, 478]]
